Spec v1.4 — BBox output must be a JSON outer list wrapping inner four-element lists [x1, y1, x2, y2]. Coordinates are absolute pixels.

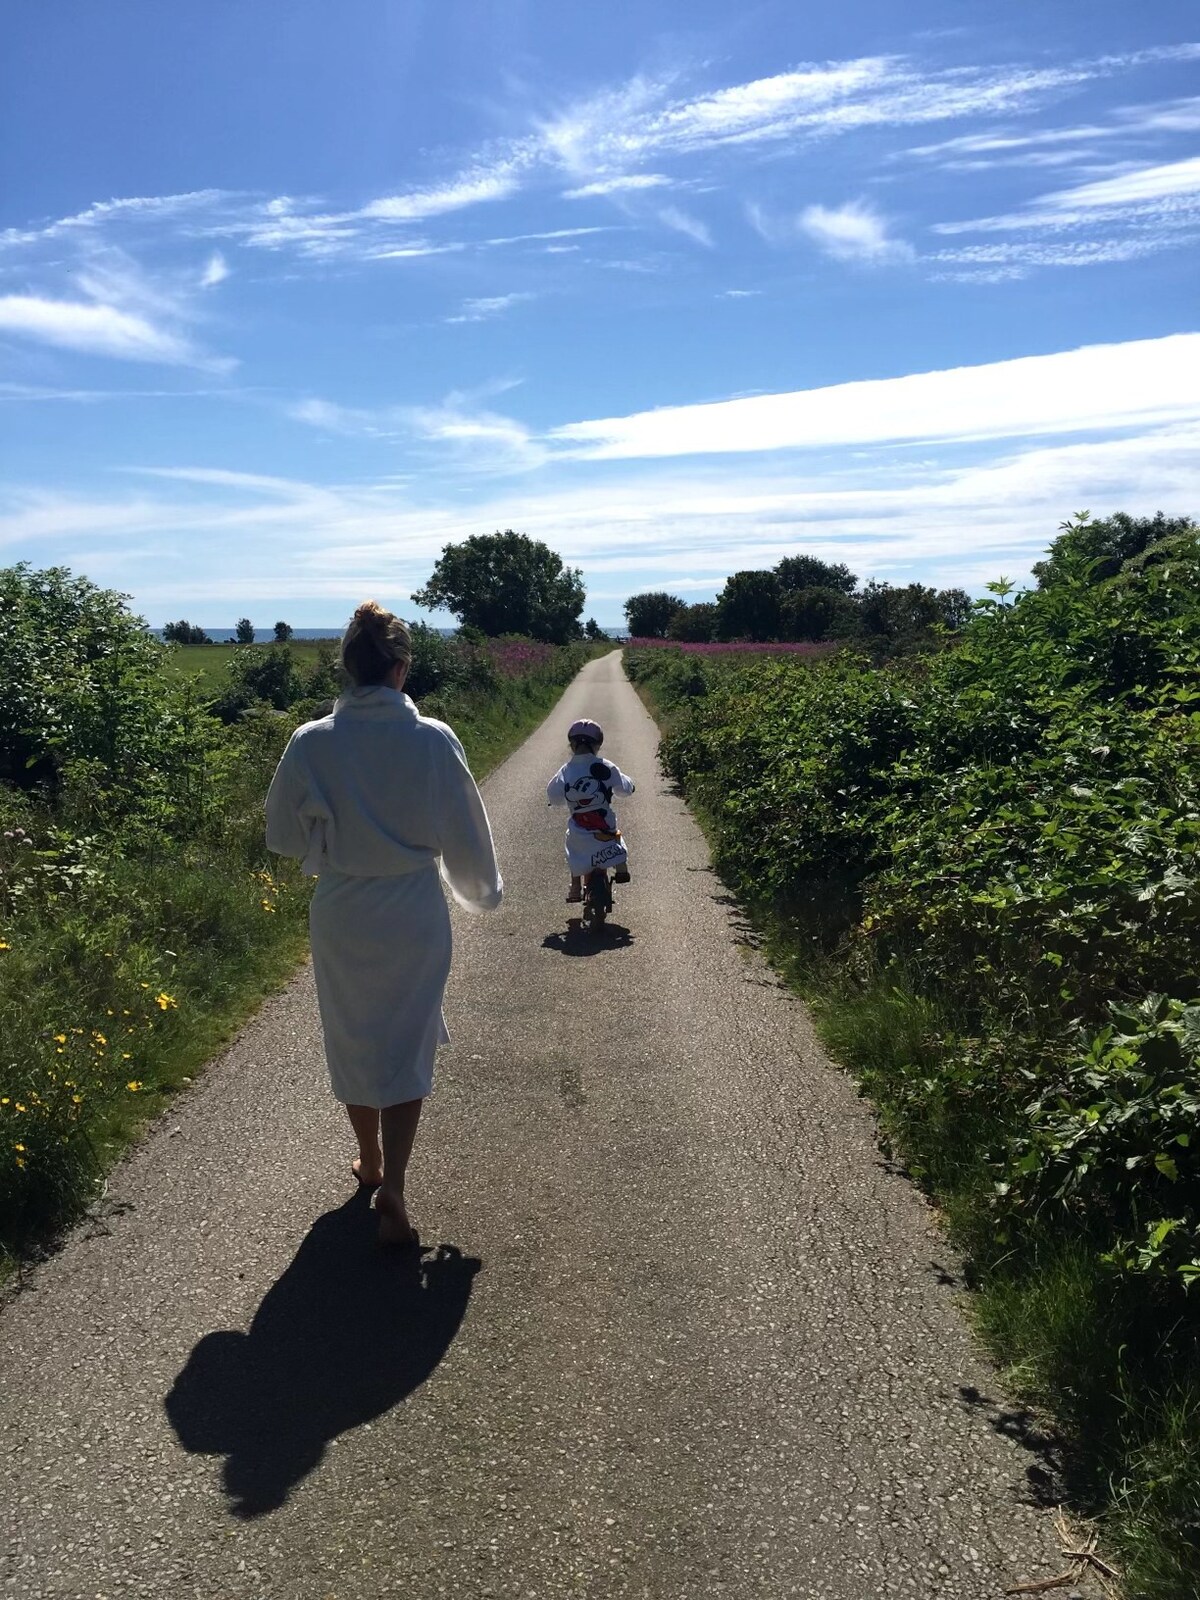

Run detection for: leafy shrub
[[628, 518, 1200, 1591]]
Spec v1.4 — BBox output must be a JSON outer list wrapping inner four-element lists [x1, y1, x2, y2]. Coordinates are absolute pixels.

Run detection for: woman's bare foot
[[352, 1156, 384, 1188], [375, 1187, 417, 1246]]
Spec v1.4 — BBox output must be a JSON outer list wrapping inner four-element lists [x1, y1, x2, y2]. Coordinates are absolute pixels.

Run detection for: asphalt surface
[[0, 651, 1096, 1600]]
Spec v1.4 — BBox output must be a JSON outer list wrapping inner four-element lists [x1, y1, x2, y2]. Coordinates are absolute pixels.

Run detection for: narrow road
[[2, 653, 1089, 1600]]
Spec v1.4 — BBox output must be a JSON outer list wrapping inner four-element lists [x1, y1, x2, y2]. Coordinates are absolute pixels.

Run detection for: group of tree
[[163, 619, 294, 645], [624, 555, 972, 655]]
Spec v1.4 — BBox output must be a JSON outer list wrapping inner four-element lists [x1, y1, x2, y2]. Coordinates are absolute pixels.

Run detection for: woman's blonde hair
[[341, 600, 413, 686]]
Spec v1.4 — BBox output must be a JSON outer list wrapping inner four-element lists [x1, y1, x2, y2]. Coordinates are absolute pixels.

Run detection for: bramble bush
[[627, 513, 1200, 1595]]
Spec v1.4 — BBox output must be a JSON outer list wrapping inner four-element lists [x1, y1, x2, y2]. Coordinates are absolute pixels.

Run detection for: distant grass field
[[166, 639, 340, 696]]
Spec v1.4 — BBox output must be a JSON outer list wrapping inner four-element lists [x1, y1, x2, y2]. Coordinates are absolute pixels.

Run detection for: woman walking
[[266, 601, 503, 1243]]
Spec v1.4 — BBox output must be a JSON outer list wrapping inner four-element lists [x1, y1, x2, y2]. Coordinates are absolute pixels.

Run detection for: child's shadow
[[543, 920, 635, 954], [164, 1189, 480, 1518]]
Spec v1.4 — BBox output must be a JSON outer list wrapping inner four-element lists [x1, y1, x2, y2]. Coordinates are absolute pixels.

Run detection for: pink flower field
[[484, 638, 560, 677]]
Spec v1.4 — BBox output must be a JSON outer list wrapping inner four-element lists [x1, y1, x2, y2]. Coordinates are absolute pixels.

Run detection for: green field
[[166, 639, 341, 696]]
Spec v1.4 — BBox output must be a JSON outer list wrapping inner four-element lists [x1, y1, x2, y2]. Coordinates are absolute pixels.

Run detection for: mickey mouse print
[[546, 753, 636, 874]]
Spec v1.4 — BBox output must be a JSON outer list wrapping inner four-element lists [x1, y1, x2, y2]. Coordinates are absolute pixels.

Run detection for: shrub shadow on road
[[542, 920, 635, 954], [163, 1188, 480, 1519]]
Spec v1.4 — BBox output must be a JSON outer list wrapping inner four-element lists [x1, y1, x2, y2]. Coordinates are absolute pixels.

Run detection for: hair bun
[[353, 600, 387, 634]]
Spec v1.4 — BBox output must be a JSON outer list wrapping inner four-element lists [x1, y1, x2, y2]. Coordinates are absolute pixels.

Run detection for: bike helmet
[[568, 717, 604, 748]]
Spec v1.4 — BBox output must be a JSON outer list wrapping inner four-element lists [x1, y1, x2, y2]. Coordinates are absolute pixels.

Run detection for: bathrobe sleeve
[[434, 728, 504, 913], [265, 731, 331, 874], [265, 734, 310, 861]]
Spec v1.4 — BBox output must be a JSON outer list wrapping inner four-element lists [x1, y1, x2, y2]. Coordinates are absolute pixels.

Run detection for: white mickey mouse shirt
[[546, 753, 636, 874]]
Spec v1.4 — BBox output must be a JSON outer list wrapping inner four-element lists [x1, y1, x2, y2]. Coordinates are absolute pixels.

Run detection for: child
[[546, 718, 636, 903]]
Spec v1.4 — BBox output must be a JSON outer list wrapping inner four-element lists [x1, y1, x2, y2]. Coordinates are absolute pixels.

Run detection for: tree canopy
[[412, 530, 585, 643], [775, 555, 857, 595], [162, 619, 211, 645], [273, 620, 293, 641], [235, 617, 255, 644], [624, 592, 684, 638], [1033, 511, 1197, 588]]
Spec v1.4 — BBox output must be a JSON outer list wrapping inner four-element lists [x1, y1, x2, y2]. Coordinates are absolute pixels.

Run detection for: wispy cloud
[[445, 292, 534, 324], [563, 174, 672, 198], [0, 293, 217, 367], [657, 205, 713, 247], [550, 334, 1200, 458], [200, 251, 229, 287], [360, 165, 523, 221], [799, 200, 914, 263]]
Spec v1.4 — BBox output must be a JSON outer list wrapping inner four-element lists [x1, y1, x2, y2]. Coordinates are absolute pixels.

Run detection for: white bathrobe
[[266, 686, 502, 1107]]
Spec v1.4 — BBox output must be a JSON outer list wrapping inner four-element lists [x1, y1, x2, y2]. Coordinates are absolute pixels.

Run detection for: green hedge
[[626, 522, 1200, 1597]]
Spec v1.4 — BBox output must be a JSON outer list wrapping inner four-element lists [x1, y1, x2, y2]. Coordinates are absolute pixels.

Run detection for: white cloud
[[799, 200, 914, 263], [1036, 154, 1200, 210], [7, 420, 1197, 608], [0, 293, 212, 366], [550, 334, 1200, 459], [445, 292, 534, 324], [360, 166, 522, 222], [200, 251, 229, 287], [563, 174, 672, 198], [657, 205, 713, 247]]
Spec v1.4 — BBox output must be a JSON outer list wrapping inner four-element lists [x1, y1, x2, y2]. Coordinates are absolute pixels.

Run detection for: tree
[[779, 586, 860, 642], [235, 617, 255, 644], [273, 620, 293, 642], [584, 618, 608, 641], [1033, 511, 1197, 588], [668, 602, 719, 643], [717, 570, 782, 641], [775, 555, 857, 595], [0, 564, 208, 797], [623, 592, 684, 639], [162, 619, 211, 645], [413, 531, 585, 643]]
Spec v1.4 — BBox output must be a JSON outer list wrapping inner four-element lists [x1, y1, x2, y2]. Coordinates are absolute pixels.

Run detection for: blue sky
[[1, 2, 1197, 628]]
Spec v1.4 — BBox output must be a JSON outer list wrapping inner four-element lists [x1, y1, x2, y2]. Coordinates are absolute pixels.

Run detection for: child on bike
[[546, 718, 635, 903]]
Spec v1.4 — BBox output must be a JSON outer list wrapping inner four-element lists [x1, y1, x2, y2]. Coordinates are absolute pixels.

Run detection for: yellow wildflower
[[15, 1103, 26, 1113], [13, 1143, 25, 1152], [121, 1052, 131, 1060], [155, 992, 177, 1011], [93, 1031, 107, 1045], [53, 1034, 66, 1044], [126, 1080, 143, 1092], [72, 1094, 82, 1105], [0, 941, 10, 951]]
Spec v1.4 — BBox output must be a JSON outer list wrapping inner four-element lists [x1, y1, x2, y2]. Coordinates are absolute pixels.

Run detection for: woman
[[266, 601, 503, 1243]]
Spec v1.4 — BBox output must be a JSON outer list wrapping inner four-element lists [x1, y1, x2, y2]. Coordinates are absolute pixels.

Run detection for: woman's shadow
[[164, 1188, 480, 1519]]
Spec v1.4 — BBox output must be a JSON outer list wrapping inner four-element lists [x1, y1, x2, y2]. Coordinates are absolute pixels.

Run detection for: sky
[[1, 2, 1197, 629]]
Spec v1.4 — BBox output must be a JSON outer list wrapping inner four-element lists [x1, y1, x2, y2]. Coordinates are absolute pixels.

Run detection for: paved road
[[1, 652, 1092, 1600]]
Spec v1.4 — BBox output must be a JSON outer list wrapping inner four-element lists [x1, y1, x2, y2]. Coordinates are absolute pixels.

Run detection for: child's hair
[[341, 600, 412, 686]]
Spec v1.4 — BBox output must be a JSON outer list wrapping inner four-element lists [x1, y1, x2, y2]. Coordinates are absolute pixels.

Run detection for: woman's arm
[[264, 737, 313, 861], [435, 729, 504, 913]]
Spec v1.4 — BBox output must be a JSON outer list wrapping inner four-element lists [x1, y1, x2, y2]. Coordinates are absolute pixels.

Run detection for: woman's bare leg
[[346, 1103, 383, 1186], [377, 1098, 423, 1243]]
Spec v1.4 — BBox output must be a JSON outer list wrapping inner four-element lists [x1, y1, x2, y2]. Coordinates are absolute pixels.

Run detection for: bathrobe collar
[[333, 685, 418, 719]]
